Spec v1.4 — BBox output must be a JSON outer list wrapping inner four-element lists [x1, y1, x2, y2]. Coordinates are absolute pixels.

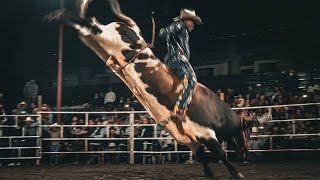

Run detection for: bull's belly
[[164, 117, 218, 145], [164, 121, 193, 145]]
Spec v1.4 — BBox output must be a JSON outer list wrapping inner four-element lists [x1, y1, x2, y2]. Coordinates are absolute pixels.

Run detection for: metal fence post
[[129, 112, 135, 164], [85, 112, 89, 125], [38, 113, 43, 165]]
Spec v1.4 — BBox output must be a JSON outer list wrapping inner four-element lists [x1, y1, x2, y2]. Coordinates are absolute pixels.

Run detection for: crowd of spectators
[[0, 80, 320, 166]]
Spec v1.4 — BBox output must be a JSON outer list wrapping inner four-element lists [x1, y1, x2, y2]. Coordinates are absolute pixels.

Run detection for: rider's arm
[[159, 20, 186, 38]]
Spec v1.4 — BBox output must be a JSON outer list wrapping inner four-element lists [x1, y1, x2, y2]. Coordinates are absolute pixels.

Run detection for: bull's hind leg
[[197, 138, 244, 179], [195, 145, 214, 178], [187, 142, 214, 178]]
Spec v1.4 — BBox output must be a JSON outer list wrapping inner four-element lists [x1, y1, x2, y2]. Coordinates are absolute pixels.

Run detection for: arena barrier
[[0, 114, 41, 165], [1, 103, 319, 164]]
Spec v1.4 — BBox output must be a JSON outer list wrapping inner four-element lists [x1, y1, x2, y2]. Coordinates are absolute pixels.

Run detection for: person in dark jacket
[[159, 8, 202, 115]]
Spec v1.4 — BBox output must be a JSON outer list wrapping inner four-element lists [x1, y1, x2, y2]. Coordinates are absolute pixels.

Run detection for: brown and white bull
[[46, 0, 270, 178]]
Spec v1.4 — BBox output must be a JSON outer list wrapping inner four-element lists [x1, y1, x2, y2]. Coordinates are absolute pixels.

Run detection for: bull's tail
[[76, 0, 92, 18], [107, 0, 139, 30]]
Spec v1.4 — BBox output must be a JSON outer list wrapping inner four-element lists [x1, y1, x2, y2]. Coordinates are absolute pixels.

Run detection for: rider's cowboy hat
[[174, 8, 202, 25]]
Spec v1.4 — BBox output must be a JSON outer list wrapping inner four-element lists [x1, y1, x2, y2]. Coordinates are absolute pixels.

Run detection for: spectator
[[159, 129, 174, 150], [0, 104, 7, 137], [105, 127, 120, 163], [104, 87, 116, 111], [122, 98, 133, 111], [23, 117, 38, 136], [89, 119, 105, 138], [313, 89, 320, 102], [23, 117, 39, 165], [138, 116, 154, 152], [140, 117, 153, 138], [0, 103, 7, 166], [0, 92, 4, 105], [87, 119, 95, 136], [257, 95, 266, 106], [47, 123, 61, 165], [236, 94, 245, 107], [244, 94, 251, 107], [250, 94, 260, 106], [92, 92, 100, 110], [23, 80, 38, 104], [117, 97, 125, 110], [68, 116, 85, 164]]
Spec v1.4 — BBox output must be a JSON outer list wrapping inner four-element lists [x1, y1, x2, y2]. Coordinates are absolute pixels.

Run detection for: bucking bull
[[46, 0, 271, 178]]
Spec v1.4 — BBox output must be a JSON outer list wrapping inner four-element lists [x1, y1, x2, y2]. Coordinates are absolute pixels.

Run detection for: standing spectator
[[23, 117, 39, 165], [70, 118, 87, 164], [23, 80, 38, 104], [0, 103, 7, 137], [104, 87, 116, 111], [47, 123, 61, 165], [138, 116, 154, 151], [0, 103, 7, 166], [92, 92, 100, 110], [0, 92, 4, 105]]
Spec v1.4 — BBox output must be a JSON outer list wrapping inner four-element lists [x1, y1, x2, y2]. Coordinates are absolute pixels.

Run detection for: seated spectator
[[250, 94, 260, 106], [244, 94, 251, 107], [89, 119, 105, 138], [86, 118, 95, 135], [236, 94, 245, 107]]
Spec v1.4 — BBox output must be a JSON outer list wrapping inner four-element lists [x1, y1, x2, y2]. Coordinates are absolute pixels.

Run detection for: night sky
[[0, 0, 319, 109]]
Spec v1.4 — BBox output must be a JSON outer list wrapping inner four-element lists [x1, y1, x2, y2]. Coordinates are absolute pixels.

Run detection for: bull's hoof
[[232, 172, 245, 179], [204, 168, 215, 178]]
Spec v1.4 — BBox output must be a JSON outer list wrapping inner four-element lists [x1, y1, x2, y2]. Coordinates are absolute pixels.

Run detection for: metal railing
[[0, 102, 319, 164], [0, 114, 41, 164]]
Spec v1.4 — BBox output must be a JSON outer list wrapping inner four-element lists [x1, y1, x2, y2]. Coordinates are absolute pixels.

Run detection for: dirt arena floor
[[0, 162, 319, 180]]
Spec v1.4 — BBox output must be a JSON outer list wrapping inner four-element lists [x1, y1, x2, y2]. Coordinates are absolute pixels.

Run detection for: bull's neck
[[116, 58, 177, 121]]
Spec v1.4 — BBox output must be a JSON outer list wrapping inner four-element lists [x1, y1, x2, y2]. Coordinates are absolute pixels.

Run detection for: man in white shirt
[[104, 87, 116, 110]]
